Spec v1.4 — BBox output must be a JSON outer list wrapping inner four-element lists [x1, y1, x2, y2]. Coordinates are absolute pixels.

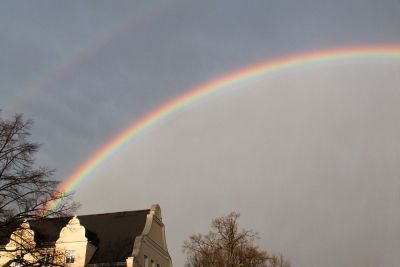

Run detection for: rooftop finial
[[68, 215, 80, 225], [20, 219, 30, 229]]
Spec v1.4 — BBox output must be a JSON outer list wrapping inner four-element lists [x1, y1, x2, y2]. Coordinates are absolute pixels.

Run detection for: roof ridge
[[77, 209, 150, 217]]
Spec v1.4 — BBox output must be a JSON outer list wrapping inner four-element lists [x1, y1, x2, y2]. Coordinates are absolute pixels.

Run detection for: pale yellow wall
[[55, 216, 94, 266], [0, 250, 17, 266], [0, 220, 37, 266], [147, 221, 164, 248], [137, 242, 171, 267], [0, 205, 173, 267], [0, 249, 49, 266], [132, 205, 173, 267], [0, 217, 95, 266]]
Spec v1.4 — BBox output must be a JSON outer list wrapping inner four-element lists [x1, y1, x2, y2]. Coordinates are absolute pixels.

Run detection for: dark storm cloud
[[1, 1, 400, 266]]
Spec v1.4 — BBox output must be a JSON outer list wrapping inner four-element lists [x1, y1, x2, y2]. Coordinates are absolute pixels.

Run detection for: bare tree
[[0, 113, 77, 266], [183, 212, 291, 267]]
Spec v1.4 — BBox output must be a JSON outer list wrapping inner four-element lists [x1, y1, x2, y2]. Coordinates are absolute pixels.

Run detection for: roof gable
[[1, 209, 150, 264]]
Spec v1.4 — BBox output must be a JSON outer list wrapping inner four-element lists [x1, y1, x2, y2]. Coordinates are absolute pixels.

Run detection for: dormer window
[[65, 250, 75, 264]]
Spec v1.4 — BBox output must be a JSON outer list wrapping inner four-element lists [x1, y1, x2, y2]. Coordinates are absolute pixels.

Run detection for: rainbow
[[49, 45, 400, 211], [5, 1, 167, 115]]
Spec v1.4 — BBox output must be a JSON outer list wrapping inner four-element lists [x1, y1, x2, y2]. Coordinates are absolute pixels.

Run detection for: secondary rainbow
[[49, 45, 400, 211], [5, 1, 166, 115]]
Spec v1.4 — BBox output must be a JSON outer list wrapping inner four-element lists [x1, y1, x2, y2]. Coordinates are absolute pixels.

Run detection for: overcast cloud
[[1, 1, 400, 266]]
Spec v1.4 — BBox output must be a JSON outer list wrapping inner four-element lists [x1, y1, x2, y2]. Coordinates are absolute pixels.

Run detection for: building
[[0, 204, 173, 267]]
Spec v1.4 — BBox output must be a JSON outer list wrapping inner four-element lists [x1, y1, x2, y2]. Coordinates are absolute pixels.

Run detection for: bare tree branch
[[183, 212, 291, 267], [0, 113, 78, 266]]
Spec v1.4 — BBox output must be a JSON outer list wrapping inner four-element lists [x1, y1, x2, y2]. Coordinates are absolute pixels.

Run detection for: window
[[41, 253, 52, 266], [65, 251, 75, 264], [144, 255, 149, 267], [151, 259, 154, 267], [14, 255, 21, 266], [14, 251, 22, 267]]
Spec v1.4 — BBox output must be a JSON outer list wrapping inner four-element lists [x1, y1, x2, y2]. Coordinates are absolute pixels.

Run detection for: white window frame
[[65, 250, 75, 264]]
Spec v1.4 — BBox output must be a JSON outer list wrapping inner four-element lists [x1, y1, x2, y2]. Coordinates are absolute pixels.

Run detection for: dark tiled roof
[[0, 221, 20, 247], [1, 210, 150, 264], [78, 210, 149, 264], [30, 217, 70, 246]]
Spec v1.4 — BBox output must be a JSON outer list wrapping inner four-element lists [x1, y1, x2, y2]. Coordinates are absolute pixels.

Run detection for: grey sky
[[1, 1, 400, 266]]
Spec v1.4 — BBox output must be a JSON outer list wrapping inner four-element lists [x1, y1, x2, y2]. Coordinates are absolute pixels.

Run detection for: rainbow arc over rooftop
[[49, 45, 400, 211]]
